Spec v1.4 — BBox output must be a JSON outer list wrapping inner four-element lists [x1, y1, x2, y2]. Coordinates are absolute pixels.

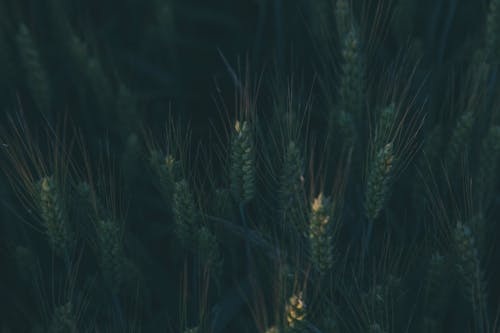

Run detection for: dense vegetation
[[0, 0, 499, 332]]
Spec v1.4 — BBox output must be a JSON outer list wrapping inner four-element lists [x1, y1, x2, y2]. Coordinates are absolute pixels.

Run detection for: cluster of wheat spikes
[[1, 0, 500, 332]]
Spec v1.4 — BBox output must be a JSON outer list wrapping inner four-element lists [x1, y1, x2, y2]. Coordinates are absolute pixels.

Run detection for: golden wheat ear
[[308, 193, 334, 275], [285, 291, 307, 330]]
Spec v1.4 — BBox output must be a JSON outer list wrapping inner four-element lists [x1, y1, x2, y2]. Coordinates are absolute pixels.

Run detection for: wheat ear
[[95, 219, 125, 294], [453, 221, 488, 331], [49, 301, 78, 333], [16, 23, 51, 113], [230, 120, 256, 203], [38, 176, 74, 259], [446, 111, 474, 168], [339, 27, 365, 126], [173, 179, 198, 247], [286, 292, 307, 330], [365, 143, 395, 222], [486, 0, 500, 63], [309, 193, 334, 274]]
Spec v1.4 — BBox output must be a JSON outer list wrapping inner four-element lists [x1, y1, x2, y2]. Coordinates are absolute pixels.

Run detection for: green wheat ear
[[421, 252, 450, 333], [38, 176, 74, 259], [335, 0, 350, 38], [486, 0, 500, 63], [365, 143, 395, 222], [95, 219, 125, 294], [67, 31, 87, 66], [48, 302, 77, 333], [309, 193, 334, 274], [149, 150, 181, 202], [453, 222, 488, 320], [362, 276, 400, 332], [173, 179, 198, 247], [197, 225, 223, 277], [66, 31, 113, 112], [339, 27, 365, 125], [230, 120, 256, 203], [446, 111, 474, 168], [279, 140, 304, 218], [369, 323, 387, 333], [16, 23, 51, 113], [477, 125, 500, 204], [375, 104, 397, 148], [336, 108, 358, 148]]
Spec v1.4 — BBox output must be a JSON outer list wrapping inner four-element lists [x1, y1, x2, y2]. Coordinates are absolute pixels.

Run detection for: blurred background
[[0, 0, 490, 140]]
